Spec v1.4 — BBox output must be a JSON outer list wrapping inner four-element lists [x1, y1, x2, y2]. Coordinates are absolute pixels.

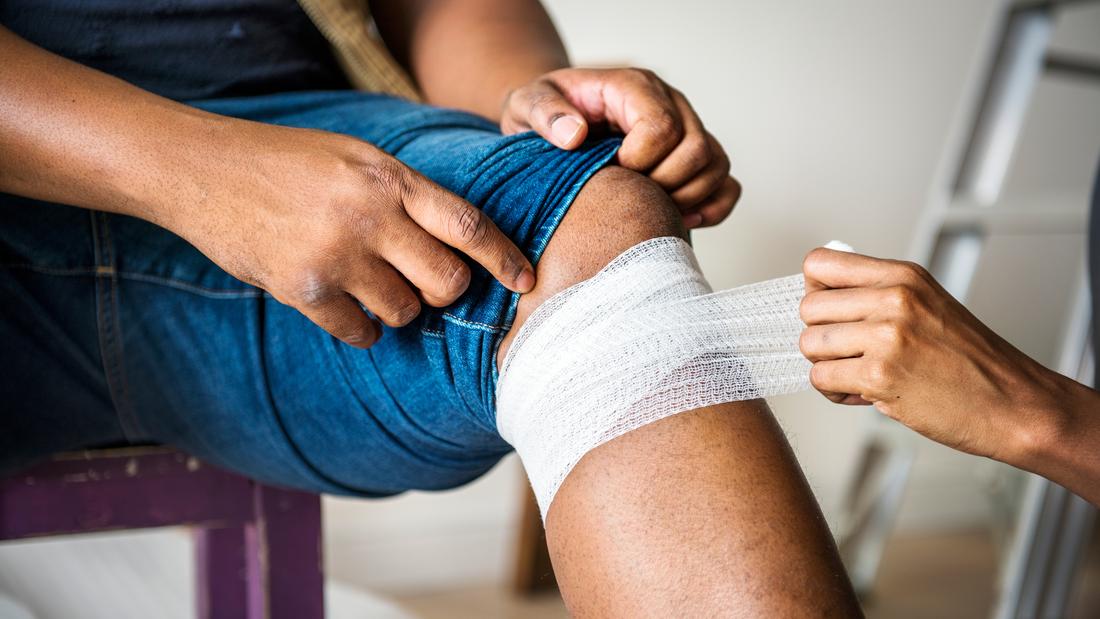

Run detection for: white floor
[[0, 528, 415, 619]]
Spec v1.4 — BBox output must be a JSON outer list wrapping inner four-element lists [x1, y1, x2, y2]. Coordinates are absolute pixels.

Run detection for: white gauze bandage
[[497, 237, 850, 517]]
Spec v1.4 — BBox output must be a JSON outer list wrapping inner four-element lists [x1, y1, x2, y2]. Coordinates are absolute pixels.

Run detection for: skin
[[497, 168, 863, 617], [0, 1, 854, 613], [800, 248, 1100, 506]]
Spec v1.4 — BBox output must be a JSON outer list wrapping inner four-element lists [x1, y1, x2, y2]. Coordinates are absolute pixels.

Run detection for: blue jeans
[[0, 91, 620, 496]]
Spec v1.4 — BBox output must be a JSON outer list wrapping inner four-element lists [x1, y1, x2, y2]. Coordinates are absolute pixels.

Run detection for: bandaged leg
[[501, 165, 860, 617], [497, 236, 833, 517]]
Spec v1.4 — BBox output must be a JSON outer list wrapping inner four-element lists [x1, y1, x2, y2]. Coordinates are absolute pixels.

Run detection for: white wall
[[327, 0, 1100, 594]]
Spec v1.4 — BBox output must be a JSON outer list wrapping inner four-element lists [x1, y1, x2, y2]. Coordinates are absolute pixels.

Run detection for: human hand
[[164, 119, 534, 348], [798, 248, 1071, 462], [500, 67, 740, 229]]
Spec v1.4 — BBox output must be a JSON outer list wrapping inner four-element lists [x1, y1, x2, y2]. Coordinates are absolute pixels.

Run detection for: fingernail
[[551, 116, 582, 147], [515, 268, 536, 293], [683, 213, 703, 228]]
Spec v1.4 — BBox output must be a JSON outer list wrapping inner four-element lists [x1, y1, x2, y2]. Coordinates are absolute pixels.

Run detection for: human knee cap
[[496, 237, 821, 518]]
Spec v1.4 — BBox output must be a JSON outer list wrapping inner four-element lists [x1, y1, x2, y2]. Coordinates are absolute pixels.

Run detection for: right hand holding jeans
[[162, 118, 535, 347]]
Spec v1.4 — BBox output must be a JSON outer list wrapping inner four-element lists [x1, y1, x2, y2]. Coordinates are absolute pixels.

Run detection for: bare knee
[[497, 166, 685, 366]]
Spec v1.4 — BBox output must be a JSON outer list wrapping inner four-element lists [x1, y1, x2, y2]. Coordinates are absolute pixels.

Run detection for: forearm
[[1016, 371, 1100, 505], [372, 0, 569, 120], [0, 26, 228, 228]]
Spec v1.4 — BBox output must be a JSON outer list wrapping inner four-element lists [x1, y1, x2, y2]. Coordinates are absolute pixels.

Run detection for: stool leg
[[194, 526, 248, 619], [246, 484, 325, 619]]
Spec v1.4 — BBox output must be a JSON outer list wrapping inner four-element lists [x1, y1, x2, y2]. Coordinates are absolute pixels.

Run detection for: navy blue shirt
[[0, 0, 351, 100]]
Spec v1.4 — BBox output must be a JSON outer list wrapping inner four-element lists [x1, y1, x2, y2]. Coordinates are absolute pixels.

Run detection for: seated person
[[0, 1, 862, 615]]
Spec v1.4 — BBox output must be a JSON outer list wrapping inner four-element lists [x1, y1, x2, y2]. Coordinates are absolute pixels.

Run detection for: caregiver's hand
[[164, 120, 535, 348], [500, 67, 740, 229], [797, 247, 1074, 463]]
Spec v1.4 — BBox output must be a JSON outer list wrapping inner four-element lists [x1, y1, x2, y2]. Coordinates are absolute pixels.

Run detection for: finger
[[297, 293, 381, 348], [803, 247, 924, 293], [401, 173, 535, 293], [809, 358, 869, 400], [799, 323, 871, 362], [646, 92, 711, 190], [347, 263, 424, 328], [800, 287, 884, 325], [503, 80, 588, 149], [669, 152, 730, 209], [382, 223, 471, 307], [605, 72, 684, 171], [818, 390, 873, 406], [682, 176, 740, 228]]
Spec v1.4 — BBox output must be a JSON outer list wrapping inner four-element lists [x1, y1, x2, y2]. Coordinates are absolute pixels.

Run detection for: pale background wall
[[1, 0, 1097, 613]]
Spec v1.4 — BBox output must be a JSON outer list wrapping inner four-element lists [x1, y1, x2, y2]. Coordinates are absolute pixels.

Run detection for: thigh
[[2, 91, 624, 496], [222, 91, 623, 493]]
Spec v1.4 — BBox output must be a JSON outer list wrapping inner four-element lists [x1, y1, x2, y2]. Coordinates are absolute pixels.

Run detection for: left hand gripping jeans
[[0, 91, 619, 496]]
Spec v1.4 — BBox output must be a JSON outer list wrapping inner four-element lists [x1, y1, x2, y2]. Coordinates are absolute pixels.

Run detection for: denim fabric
[[0, 91, 620, 496]]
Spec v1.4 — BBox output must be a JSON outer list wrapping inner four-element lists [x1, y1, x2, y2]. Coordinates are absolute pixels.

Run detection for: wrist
[[130, 109, 241, 233], [1006, 364, 1085, 476]]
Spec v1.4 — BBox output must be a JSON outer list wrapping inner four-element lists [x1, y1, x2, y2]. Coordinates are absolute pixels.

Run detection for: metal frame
[[837, 0, 1100, 613]]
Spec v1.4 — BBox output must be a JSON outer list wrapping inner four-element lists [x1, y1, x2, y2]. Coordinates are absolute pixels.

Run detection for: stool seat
[[0, 447, 324, 619]]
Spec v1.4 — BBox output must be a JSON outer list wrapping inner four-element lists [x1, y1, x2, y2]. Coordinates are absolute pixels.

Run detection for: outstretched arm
[[800, 248, 1100, 506]]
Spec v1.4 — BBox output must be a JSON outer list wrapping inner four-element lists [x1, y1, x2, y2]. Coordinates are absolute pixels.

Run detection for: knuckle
[[877, 321, 905, 349], [728, 176, 743, 202], [435, 259, 471, 301], [526, 90, 561, 118], [809, 363, 828, 390], [335, 323, 375, 347], [803, 247, 830, 272], [451, 204, 487, 247], [359, 159, 407, 197], [383, 299, 422, 327], [629, 67, 659, 83], [884, 285, 917, 316], [798, 328, 816, 357], [895, 260, 929, 285], [285, 269, 335, 308], [799, 293, 816, 322], [866, 360, 894, 392], [649, 109, 680, 137], [681, 135, 711, 170]]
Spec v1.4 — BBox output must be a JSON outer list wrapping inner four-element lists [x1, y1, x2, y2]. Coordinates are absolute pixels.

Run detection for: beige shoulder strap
[[298, 0, 422, 101]]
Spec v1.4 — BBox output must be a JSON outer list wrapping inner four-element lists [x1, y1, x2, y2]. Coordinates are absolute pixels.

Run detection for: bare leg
[[498, 167, 862, 617]]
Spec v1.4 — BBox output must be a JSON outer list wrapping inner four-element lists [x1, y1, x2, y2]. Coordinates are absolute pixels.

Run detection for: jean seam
[[90, 213, 143, 441], [105, 217, 143, 440], [441, 313, 508, 333]]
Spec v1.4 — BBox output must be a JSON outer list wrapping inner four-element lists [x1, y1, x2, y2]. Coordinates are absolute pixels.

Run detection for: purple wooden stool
[[0, 447, 324, 619]]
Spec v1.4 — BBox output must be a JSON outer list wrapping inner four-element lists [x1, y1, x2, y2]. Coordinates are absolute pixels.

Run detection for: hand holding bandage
[[799, 247, 1069, 464]]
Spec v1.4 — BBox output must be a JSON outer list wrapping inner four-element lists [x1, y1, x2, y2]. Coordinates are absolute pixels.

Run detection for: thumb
[[503, 81, 588, 149]]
